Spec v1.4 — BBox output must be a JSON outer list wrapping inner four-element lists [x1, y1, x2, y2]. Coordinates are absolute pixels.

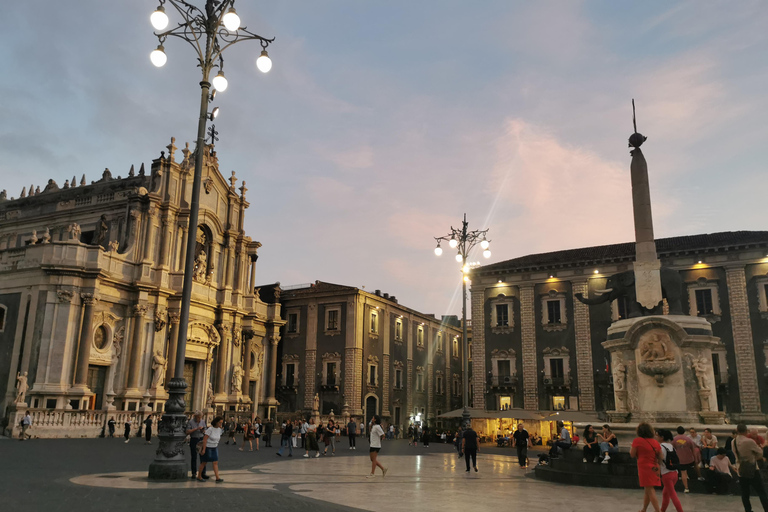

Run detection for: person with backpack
[[734, 422, 768, 512], [630, 422, 662, 512], [656, 429, 683, 512]]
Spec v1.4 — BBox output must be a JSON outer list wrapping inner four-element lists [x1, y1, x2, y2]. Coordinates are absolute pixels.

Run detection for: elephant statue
[[575, 267, 683, 318]]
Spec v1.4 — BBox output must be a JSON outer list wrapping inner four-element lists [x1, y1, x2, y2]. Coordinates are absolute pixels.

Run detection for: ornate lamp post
[[146, 0, 274, 480], [433, 214, 491, 429]]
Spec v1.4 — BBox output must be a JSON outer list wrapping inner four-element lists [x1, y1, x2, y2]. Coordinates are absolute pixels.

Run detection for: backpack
[[663, 443, 680, 471]]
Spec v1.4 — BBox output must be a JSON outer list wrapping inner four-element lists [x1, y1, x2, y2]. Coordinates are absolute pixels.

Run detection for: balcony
[[543, 375, 571, 389], [490, 375, 518, 388]]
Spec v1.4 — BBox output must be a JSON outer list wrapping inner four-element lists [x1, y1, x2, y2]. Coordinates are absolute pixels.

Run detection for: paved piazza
[[4, 438, 742, 511]]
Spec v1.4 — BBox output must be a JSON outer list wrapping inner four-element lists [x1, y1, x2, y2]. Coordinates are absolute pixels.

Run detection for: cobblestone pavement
[[3, 436, 742, 511]]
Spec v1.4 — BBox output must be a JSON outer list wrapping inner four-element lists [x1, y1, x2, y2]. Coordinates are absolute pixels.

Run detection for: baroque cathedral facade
[[0, 138, 283, 436]]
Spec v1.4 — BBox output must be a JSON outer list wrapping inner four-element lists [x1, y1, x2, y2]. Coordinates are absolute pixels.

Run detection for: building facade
[[278, 281, 464, 429], [470, 231, 768, 422], [0, 138, 283, 436]]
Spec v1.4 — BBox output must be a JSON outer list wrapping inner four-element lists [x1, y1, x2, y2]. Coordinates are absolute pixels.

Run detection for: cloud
[[487, 119, 634, 255], [315, 143, 374, 170]]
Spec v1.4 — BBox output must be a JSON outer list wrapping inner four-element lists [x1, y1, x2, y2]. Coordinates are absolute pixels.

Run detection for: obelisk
[[628, 100, 663, 310]]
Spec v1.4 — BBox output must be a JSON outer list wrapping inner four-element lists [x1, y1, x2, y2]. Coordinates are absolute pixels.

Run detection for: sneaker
[[215, 479, 224, 483], [276, 453, 282, 456], [698, 477, 705, 482], [603, 454, 611, 462], [474, 467, 478, 472], [366, 474, 375, 478], [684, 489, 690, 493], [465, 469, 470, 473], [315, 453, 320, 458], [382, 466, 388, 477], [303, 454, 309, 458], [124, 440, 129, 444], [239, 448, 244, 451], [583, 458, 587, 463], [202, 474, 210, 480]]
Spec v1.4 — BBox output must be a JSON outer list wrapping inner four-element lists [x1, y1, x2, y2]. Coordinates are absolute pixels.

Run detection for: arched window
[[93, 325, 109, 350]]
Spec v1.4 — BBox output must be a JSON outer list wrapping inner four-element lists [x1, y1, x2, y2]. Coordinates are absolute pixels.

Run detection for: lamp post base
[[148, 378, 189, 481], [461, 407, 471, 430]]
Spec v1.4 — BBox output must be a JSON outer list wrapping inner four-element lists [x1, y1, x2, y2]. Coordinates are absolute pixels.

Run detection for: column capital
[[168, 311, 181, 324], [132, 303, 148, 317], [57, 290, 74, 303], [80, 293, 99, 306], [269, 335, 281, 346]]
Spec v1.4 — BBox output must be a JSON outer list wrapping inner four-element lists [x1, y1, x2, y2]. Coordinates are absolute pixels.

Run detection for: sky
[[1, 1, 767, 318]]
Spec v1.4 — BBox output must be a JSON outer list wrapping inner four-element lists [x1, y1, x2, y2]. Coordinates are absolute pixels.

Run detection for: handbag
[[735, 439, 757, 478]]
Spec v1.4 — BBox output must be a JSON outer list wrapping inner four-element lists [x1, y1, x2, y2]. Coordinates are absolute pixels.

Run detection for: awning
[[437, 408, 489, 418], [537, 411, 601, 423]]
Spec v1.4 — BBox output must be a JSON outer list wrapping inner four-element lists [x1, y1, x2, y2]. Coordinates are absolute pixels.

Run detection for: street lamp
[[433, 214, 490, 429], [146, 0, 274, 480]]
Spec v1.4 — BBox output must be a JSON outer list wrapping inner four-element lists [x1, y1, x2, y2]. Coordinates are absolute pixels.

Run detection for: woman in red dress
[[630, 422, 662, 512]]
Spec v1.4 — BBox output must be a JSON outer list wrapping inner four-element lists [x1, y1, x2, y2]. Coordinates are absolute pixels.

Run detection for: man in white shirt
[[706, 448, 736, 495], [20, 411, 32, 440]]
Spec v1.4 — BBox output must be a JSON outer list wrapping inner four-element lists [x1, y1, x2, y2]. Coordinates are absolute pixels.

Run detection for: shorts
[[370, 447, 381, 453], [202, 447, 219, 462], [678, 462, 695, 471]]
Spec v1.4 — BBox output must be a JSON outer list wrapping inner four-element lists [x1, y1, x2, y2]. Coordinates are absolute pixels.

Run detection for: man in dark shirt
[[512, 424, 530, 468], [263, 419, 274, 447], [347, 418, 357, 450], [462, 426, 479, 473], [277, 419, 293, 456]]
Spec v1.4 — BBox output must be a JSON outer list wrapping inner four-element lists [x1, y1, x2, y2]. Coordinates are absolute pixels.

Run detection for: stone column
[[177, 223, 188, 272], [73, 293, 98, 387], [126, 304, 148, 391], [249, 257, 257, 294], [266, 335, 280, 402], [242, 327, 253, 399], [165, 312, 180, 385], [158, 217, 171, 268], [216, 323, 231, 396], [520, 284, 538, 410], [572, 280, 596, 411], [726, 266, 762, 415]]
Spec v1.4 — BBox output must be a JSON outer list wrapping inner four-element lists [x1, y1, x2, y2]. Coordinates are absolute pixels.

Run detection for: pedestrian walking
[[300, 418, 308, 449], [225, 417, 237, 445], [143, 415, 154, 444], [304, 417, 321, 458], [19, 410, 32, 441], [422, 425, 430, 447], [673, 426, 699, 493], [124, 418, 132, 443], [253, 418, 262, 451], [240, 420, 254, 451], [367, 415, 388, 478], [512, 423, 529, 468], [323, 419, 337, 455], [277, 419, 293, 457], [462, 424, 479, 473], [734, 422, 768, 512], [347, 417, 357, 449], [408, 425, 415, 446], [186, 411, 208, 479], [630, 422, 662, 512], [264, 418, 274, 447], [196, 416, 224, 483], [107, 416, 116, 438], [454, 428, 464, 458], [656, 429, 683, 512]]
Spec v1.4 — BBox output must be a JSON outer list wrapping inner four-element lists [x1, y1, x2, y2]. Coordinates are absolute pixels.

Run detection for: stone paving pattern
[[3, 436, 743, 511]]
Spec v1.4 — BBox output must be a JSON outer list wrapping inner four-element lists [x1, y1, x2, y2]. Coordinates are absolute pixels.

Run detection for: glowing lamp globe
[[455, 254, 463, 263], [256, 50, 272, 73], [434, 246, 443, 256], [150, 7, 169, 30], [212, 72, 228, 92], [480, 239, 489, 250], [483, 249, 491, 259], [448, 238, 458, 249], [222, 8, 241, 31], [150, 46, 167, 67]]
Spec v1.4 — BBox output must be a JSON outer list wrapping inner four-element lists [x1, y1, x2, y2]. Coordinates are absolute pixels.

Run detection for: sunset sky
[[2, 1, 767, 317]]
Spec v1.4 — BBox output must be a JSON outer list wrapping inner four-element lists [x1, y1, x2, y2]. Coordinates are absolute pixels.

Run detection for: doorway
[[365, 395, 378, 427], [87, 365, 107, 409], [183, 361, 198, 412]]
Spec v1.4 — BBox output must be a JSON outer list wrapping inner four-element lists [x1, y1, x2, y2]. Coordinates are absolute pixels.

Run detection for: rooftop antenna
[[628, 99, 647, 149], [632, 98, 638, 134]]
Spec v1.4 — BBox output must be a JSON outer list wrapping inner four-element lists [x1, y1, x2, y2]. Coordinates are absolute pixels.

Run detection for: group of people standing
[[631, 422, 768, 512]]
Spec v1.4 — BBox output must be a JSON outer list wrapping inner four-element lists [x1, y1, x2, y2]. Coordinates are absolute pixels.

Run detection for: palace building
[[469, 231, 768, 422], [277, 281, 464, 429], [0, 138, 283, 436]]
